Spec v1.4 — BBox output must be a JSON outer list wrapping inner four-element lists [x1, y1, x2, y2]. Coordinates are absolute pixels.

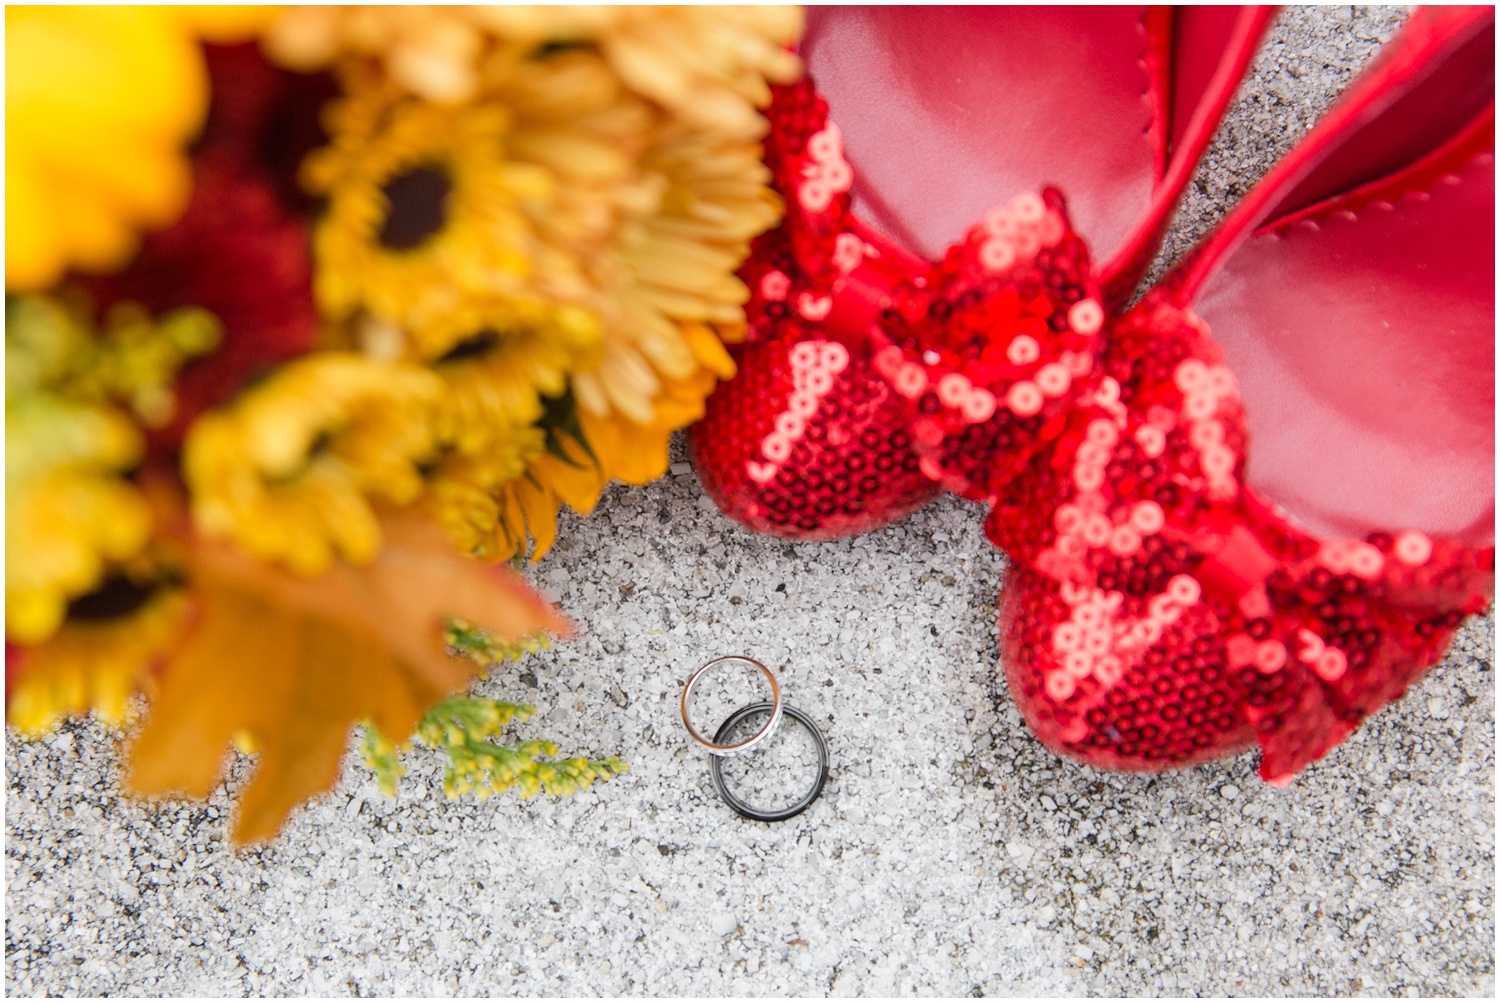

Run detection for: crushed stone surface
[[7, 7, 1494, 997]]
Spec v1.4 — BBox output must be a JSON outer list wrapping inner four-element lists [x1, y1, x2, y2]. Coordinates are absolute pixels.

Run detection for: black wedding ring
[[709, 702, 830, 822]]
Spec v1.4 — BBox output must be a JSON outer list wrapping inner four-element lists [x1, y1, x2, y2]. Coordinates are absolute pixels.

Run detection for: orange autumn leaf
[[122, 509, 572, 845]]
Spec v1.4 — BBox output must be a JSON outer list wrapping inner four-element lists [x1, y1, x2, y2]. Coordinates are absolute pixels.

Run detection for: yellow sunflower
[[389, 301, 601, 557], [6, 573, 190, 736], [5, 6, 276, 290], [360, 295, 600, 559], [6, 393, 151, 645], [183, 353, 443, 576], [4, 294, 223, 645], [284, 7, 796, 561], [557, 119, 770, 425], [300, 75, 563, 343], [293, 9, 792, 421], [472, 38, 779, 548]]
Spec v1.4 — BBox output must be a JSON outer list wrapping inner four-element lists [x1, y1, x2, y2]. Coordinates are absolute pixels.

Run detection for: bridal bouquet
[[5, 5, 803, 842]]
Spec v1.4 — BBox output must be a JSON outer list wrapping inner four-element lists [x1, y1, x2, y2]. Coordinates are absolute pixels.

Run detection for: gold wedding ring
[[680, 656, 784, 756]]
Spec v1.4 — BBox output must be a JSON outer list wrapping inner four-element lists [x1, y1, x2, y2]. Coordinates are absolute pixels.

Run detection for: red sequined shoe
[[986, 6, 1495, 780], [690, 7, 1276, 538]]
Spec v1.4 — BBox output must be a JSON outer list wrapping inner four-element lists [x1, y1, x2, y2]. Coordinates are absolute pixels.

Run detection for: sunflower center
[[66, 576, 159, 622], [529, 38, 589, 60], [436, 329, 504, 365], [378, 164, 452, 251]]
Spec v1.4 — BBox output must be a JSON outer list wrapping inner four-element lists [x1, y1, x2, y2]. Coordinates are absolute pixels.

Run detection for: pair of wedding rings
[[680, 656, 829, 822]]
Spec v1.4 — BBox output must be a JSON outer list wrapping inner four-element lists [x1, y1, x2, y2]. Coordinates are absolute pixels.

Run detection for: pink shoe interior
[[1194, 17, 1496, 549], [1195, 149, 1495, 546], [801, 6, 1157, 265]]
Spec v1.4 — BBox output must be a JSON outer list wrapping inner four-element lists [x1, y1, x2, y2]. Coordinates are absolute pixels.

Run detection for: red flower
[[82, 43, 335, 452], [195, 43, 340, 217]]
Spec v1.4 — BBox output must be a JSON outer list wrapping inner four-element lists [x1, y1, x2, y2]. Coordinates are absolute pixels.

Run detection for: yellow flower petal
[[7, 582, 189, 735], [4, 5, 227, 288], [183, 354, 443, 576]]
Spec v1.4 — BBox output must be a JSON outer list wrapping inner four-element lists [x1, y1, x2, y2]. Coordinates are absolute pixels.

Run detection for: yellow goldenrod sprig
[[417, 694, 536, 746], [358, 696, 627, 802], [439, 736, 628, 801], [358, 723, 406, 797], [444, 616, 551, 675]]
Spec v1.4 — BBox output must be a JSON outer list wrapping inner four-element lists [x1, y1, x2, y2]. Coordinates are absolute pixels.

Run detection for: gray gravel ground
[[6, 6, 1494, 997]]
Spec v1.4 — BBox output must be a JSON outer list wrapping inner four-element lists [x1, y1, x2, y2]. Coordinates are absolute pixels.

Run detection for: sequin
[[1006, 335, 1041, 365], [1007, 381, 1044, 417], [937, 373, 972, 407], [761, 433, 791, 462], [1045, 671, 1077, 701], [1035, 363, 1072, 397], [797, 293, 832, 321], [1393, 530, 1433, 566], [980, 238, 1017, 273], [1068, 299, 1104, 336], [960, 387, 997, 423], [760, 270, 792, 301], [1255, 640, 1287, 674], [833, 232, 865, 273]]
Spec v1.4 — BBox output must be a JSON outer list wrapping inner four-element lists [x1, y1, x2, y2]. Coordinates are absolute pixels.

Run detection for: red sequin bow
[[690, 8, 1496, 782]]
